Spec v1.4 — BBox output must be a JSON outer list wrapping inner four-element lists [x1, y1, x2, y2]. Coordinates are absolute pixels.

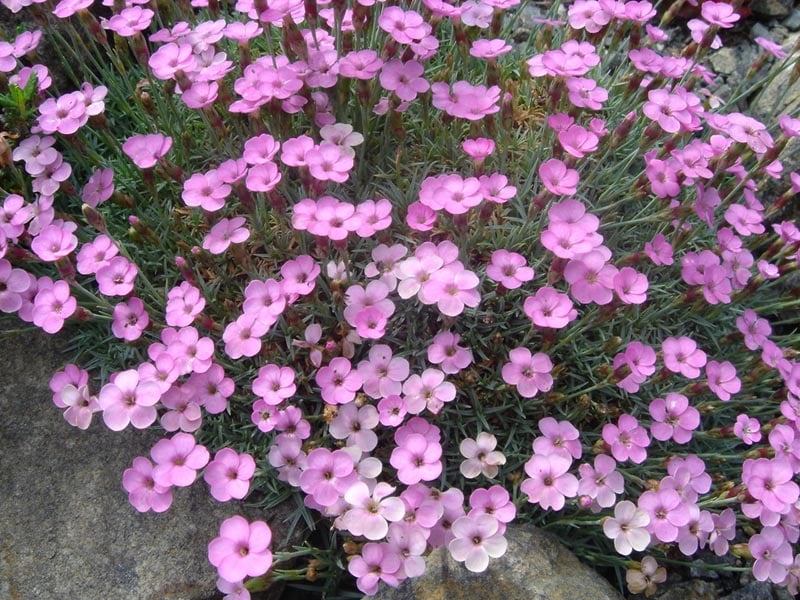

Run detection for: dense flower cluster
[[3, 0, 800, 597]]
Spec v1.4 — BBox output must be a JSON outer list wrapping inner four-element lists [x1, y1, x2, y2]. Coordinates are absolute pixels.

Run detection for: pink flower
[[208, 516, 273, 583], [427, 331, 473, 375], [613, 267, 648, 304], [348, 542, 402, 595], [662, 336, 707, 379], [501, 347, 553, 398], [742, 458, 799, 514], [734, 414, 761, 445], [602, 414, 650, 464], [459, 432, 506, 479], [523, 287, 578, 329], [252, 364, 296, 406], [299, 448, 357, 507], [96, 256, 138, 297], [98, 369, 162, 431], [82, 167, 115, 207], [379, 60, 429, 102], [638, 488, 690, 543], [329, 403, 380, 452], [122, 456, 173, 513], [111, 297, 149, 341], [603, 500, 651, 555], [203, 448, 256, 502], [30, 222, 78, 262], [305, 143, 353, 183], [222, 314, 269, 359], [203, 217, 250, 255], [521, 452, 578, 511], [468, 485, 516, 525], [578, 454, 624, 509], [122, 133, 172, 169], [448, 514, 507, 572], [182, 171, 231, 212], [420, 264, 481, 317], [649, 393, 700, 444], [342, 482, 405, 540], [316, 357, 363, 405], [644, 233, 674, 266], [705, 360, 741, 401], [749, 527, 793, 583], [701, 1, 740, 27], [533, 417, 582, 459], [32, 279, 76, 334], [539, 158, 579, 196], [58, 383, 100, 430], [486, 250, 534, 289], [390, 433, 442, 485], [151, 432, 210, 488]]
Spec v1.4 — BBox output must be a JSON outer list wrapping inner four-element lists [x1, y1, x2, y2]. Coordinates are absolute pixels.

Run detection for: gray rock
[[369, 523, 623, 600], [720, 581, 778, 600], [710, 47, 745, 76], [784, 8, 800, 31], [750, 0, 793, 17], [0, 329, 295, 600], [654, 580, 720, 600], [752, 33, 800, 118]]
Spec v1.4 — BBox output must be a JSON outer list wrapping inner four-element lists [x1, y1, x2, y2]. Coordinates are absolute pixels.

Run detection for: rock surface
[[369, 524, 623, 600], [0, 330, 293, 600], [750, 0, 794, 18]]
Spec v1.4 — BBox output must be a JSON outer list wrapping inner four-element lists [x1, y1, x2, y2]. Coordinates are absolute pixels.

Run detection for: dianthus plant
[[4, 0, 800, 596]]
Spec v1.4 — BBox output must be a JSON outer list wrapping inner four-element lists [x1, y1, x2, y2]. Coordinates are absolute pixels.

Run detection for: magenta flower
[[501, 347, 553, 398], [122, 133, 172, 169], [603, 500, 651, 555], [649, 393, 700, 444], [150, 432, 210, 488], [122, 456, 173, 513], [448, 514, 507, 572], [521, 452, 578, 511], [602, 414, 650, 464], [203, 448, 256, 502], [316, 357, 362, 405], [208, 516, 273, 583]]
